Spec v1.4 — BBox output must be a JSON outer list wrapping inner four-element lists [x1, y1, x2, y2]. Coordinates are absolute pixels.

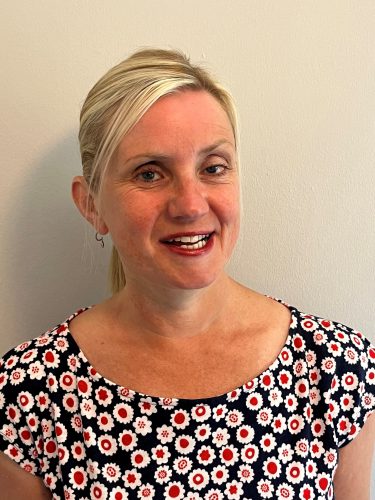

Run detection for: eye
[[135, 168, 162, 183], [204, 164, 227, 176]]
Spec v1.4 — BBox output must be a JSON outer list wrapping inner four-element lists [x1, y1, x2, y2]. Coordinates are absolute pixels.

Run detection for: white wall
[[1, 0, 374, 490]]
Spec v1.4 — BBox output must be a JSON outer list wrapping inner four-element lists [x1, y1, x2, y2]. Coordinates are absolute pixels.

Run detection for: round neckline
[[63, 298, 297, 407]]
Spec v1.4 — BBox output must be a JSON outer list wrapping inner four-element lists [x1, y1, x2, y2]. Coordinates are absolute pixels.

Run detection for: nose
[[167, 179, 209, 221]]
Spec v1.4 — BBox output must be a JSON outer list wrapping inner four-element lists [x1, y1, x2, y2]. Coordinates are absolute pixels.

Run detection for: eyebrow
[[122, 139, 235, 166]]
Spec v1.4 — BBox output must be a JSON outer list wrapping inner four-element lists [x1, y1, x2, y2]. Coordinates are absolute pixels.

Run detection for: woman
[[0, 48, 374, 499]]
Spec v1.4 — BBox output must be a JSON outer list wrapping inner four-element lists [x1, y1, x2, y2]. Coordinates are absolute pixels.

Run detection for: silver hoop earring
[[95, 232, 104, 248]]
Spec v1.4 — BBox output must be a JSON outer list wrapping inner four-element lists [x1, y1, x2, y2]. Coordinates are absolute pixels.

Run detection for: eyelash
[[135, 164, 229, 183]]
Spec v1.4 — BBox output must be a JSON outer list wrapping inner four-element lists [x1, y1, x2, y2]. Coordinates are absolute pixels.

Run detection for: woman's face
[[98, 90, 240, 292]]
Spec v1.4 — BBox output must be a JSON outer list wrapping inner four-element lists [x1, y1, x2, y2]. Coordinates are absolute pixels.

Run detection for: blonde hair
[[79, 48, 238, 294]]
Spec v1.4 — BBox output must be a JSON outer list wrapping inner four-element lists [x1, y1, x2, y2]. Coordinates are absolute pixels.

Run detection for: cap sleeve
[[0, 341, 44, 476], [328, 329, 375, 448]]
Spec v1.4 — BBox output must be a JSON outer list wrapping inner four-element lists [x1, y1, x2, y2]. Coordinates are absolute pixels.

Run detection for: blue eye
[[136, 170, 161, 182], [205, 165, 226, 175]]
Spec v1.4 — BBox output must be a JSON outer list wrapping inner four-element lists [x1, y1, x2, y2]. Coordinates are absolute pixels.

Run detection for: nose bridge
[[167, 171, 209, 220]]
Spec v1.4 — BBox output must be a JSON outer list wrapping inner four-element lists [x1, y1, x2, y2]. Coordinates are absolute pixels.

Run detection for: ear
[[71, 176, 109, 235]]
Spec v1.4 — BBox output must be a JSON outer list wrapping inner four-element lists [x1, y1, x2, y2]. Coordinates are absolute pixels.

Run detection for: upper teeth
[[167, 234, 210, 243]]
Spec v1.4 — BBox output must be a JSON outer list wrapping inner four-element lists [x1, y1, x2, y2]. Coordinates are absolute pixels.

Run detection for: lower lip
[[161, 234, 215, 256]]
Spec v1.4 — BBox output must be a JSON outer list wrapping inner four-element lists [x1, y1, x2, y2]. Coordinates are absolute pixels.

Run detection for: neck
[[110, 273, 239, 345]]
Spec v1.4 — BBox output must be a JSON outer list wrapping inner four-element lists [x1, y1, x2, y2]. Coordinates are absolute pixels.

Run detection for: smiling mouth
[[162, 233, 214, 250]]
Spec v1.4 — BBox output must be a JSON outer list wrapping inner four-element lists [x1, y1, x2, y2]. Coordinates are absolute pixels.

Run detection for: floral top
[[0, 301, 374, 500]]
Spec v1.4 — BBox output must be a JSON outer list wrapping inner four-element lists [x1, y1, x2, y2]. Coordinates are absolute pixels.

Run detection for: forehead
[[118, 90, 235, 158]]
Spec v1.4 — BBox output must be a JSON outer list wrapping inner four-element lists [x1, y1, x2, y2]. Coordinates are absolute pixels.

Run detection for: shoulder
[[0, 308, 87, 394], [288, 304, 375, 446]]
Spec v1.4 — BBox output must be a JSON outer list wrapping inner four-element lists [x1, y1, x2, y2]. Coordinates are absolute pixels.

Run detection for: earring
[[95, 232, 104, 248]]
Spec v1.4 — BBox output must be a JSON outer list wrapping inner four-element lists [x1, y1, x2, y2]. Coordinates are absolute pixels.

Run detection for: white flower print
[[80, 398, 97, 418], [268, 387, 283, 407], [205, 489, 224, 500], [263, 457, 281, 479], [195, 423, 211, 441], [237, 464, 254, 483], [313, 330, 327, 345], [83, 426, 96, 447], [310, 439, 324, 458], [301, 318, 318, 332], [71, 441, 85, 461], [278, 370, 293, 390], [67, 354, 81, 372], [272, 413, 287, 434], [260, 372, 275, 390], [309, 387, 321, 406], [87, 459, 100, 479], [341, 372, 359, 391], [97, 412, 114, 431], [212, 404, 227, 421], [305, 459, 317, 478], [286, 461, 305, 484], [224, 479, 244, 499], [321, 357, 336, 374], [151, 444, 170, 464], [60, 371, 76, 392], [192, 404, 212, 422], [69, 466, 87, 490], [188, 468, 210, 490], [257, 407, 272, 426], [245, 392, 263, 411], [295, 438, 309, 458], [10, 368, 26, 385], [131, 449, 151, 469], [293, 359, 307, 377], [163, 481, 185, 499], [226, 409, 243, 428], [63, 393, 79, 413], [260, 433, 276, 453], [156, 425, 175, 444], [236, 424, 255, 444], [35, 391, 50, 411], [173, 456, 192, 475], [257, 479, 274, 498], [17, 391, 34, 412], [315, 473, 331, 495], [6, 404, 20, 424], [54, 336, 69, 352], [175, 435, 196, 454], [102, 462, 121, 482], [196, 445, 216, 466], [95, 386, 114, 407], [1, 423, 17, 442], [90, 482, 108, 499], [327, 340, 343, 357], [280, 347, 293, 366], [27, 361, 46, 380], [57, 444, 70, 465], [137, 483, 155, 498], [241, 444, 259, 464], [276, 482, 295, 499], [43, 349, 60, 368], [170, 409, 190, 429], [139, 398, 157, 416], [122, 469, 142, 489], [118, 429, 138, 451], [98, 434, 118, 456], [154, 465, 172, 484], [109, 488, 129, 499], [323, 449, 337, 469], [212, 427, 229, 447], [219, 444, 239, 466], [77, 377, 92, 397], [288, 414, 305, 434], [211, 465, 229, 484], [278, 443, 293, 464]]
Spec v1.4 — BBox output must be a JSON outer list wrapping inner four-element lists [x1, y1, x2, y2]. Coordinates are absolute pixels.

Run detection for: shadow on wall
[[2, 133, 111, 352]]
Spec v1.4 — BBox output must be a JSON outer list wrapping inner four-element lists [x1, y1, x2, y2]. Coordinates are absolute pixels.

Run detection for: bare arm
[[0, 452, 51, 500], [334, 412, 375, 500]]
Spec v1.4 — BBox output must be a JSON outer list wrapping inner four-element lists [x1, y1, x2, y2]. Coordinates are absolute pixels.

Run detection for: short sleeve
[[0, 342, 43, 476], [329, 329, 375, 448]]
